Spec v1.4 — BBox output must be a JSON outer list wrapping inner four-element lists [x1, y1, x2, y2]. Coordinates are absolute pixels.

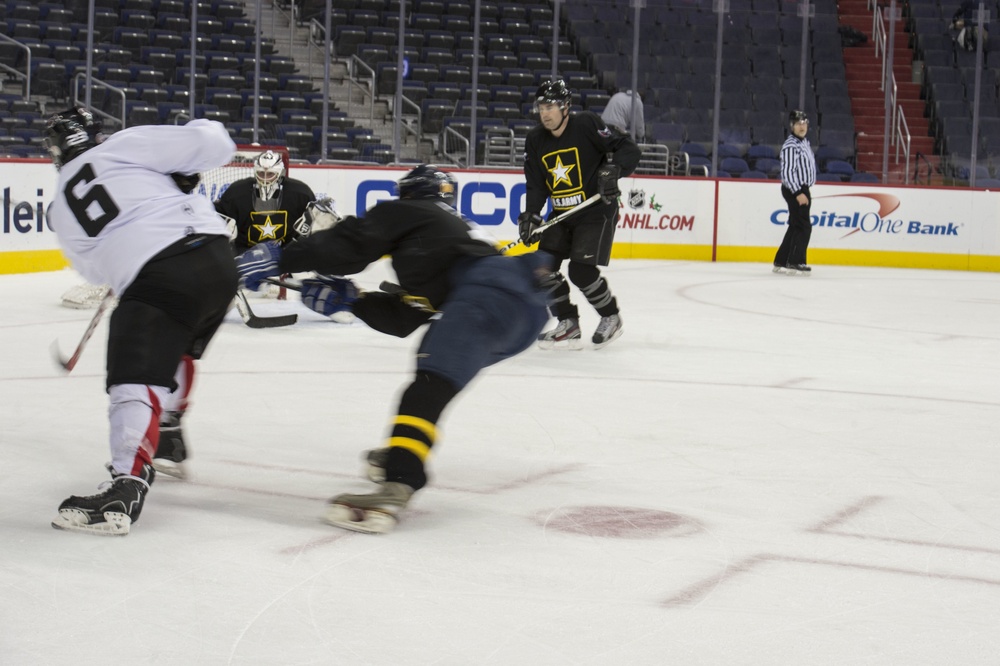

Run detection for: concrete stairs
[[239, 0, 429, 163], [837, 0, 943, 184]]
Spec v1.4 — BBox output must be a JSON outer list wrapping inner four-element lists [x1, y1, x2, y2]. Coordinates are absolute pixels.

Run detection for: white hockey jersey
[[47, 119, 236, 294]]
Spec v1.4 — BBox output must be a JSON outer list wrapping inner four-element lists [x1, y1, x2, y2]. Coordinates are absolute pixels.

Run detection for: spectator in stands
[[773, 110, 816, 276], [950, 0, 988, 51], [601, 89, 645, 142]]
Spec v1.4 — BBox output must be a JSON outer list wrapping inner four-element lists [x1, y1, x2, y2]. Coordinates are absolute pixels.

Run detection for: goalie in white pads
[[214, 150, 339, 301], [44, 107, 238, 536]]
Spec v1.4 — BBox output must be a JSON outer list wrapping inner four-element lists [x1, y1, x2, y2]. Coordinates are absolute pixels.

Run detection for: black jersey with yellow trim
[[523, 111, 640, 215], [214, 177, 315, 253]]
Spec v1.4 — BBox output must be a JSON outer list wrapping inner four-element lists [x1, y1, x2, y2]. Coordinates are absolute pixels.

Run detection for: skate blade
[[537, 337, 583, 351], [323, 502, 397, 534], [51, 509, 131, 536], [593, 328, 624, 350], [151, 458, 188, 480]]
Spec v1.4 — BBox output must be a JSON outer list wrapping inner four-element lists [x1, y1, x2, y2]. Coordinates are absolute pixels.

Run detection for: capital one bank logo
[[771, 193, 963, 238]]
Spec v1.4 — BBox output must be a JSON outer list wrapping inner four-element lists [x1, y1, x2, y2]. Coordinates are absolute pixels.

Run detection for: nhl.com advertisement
[[1, 160, 999, 273]]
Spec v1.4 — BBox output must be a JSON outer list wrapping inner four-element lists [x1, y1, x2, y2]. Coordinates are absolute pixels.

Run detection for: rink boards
[[3, 159, 1000, 274]]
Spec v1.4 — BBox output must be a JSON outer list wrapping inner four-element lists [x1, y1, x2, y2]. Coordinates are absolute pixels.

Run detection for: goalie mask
[[395, 164, 458, 207], [253, 150, 285, 201], [44, 107, 104, 169]]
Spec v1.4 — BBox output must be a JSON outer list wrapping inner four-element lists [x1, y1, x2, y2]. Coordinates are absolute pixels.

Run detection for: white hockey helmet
[[253, 150, 285, 200]]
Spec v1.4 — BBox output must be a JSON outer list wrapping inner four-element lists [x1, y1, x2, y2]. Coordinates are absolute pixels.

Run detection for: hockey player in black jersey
[[235, 164, 553, 533], [214, 150, 318, 255], [519, 78, 641, 349]]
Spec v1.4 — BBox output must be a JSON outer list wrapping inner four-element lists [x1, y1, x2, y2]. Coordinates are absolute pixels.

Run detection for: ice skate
[[363, 447, 388, 483], [51, 464, 155, 536], [537, 317, 582, 350], [323, 482, 415, 534], [772, 264, 789, 274], [152, 411, 188, 480], [592, 314, 623, 349], [786, 263, 812, 276]]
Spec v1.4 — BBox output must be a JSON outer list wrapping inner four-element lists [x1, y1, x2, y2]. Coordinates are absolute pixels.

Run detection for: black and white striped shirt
[[780, 134, 817, 194]]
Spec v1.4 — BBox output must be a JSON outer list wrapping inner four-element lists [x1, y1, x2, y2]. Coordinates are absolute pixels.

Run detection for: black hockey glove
[[517, 212, 545, 245], [170, 172, 200, 194], [597, 163, 621, 204]]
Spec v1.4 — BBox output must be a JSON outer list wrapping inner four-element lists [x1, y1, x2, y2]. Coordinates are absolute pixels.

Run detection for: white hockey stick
[[500, 194, 604, 254], [52, 290, 116, 372]]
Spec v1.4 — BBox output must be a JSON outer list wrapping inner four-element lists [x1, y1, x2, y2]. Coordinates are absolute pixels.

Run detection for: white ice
[[2, 260, 1000, 665]]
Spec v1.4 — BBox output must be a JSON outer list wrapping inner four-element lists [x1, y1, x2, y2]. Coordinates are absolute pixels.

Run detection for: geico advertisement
[[717, 181, 999, 254], [294, 167, 715, 246]]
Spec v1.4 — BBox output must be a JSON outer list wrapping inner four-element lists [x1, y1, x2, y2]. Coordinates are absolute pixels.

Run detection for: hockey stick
[[234, 289, 298, 328], [51, 290, 116, 372], [500, 194, 604, 254]]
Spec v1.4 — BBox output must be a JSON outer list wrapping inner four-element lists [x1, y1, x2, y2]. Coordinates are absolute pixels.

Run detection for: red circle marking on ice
[[535, 506, 699, 538]]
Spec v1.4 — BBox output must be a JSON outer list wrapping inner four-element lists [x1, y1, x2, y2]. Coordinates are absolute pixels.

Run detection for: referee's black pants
[[775, 185, 812, 267]]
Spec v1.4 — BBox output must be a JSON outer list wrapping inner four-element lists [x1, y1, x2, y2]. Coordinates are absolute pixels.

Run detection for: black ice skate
[[51, 464, 155, 536], [537, 317, 582, 350], [592, 314, 623, 349], [153, 411, 188, 479], [323, 482, 415, 534], [786, 263, 812, 276]]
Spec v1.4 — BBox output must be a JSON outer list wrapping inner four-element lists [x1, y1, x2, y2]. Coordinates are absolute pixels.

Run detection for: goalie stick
[[499, 193, 603, 254], [234, 290, 298, 328], [52, 289, 116, 372]]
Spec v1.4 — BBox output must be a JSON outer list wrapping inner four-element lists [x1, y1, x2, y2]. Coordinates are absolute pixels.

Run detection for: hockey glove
[[170, 172, 200, 194], [517, 212, 545, 245], [597, 163, 621, 204], [301, 275, 359, 317], [235, 240, 282, 291]]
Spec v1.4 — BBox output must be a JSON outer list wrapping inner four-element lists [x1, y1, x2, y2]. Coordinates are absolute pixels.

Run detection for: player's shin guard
[[366, 370, 457, 491]]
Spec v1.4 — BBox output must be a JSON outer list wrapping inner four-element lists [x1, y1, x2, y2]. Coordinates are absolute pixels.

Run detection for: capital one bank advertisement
[[716, 180, 1000, 270]]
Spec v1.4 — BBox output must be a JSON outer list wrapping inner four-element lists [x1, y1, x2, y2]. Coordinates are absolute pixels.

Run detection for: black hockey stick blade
[[235, 290, 298, 328]]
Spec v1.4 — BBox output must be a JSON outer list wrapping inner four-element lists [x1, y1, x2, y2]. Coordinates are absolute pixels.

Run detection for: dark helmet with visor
[[396, 164, 458, 207]]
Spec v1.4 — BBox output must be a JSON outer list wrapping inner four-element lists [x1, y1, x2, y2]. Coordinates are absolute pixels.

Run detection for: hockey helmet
[[253, 150, 285, 200], [789, 110, 809, 126], [395, 164, 458, 207], [534, 78, 572, 111], [44, 107, 104, 169]]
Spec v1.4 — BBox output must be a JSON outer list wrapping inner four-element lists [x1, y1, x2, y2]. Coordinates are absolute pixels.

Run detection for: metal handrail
[[439, 125, 469, 167], [71, 73, 126, 130], [894, 106, 912, 183], [0, 34, 30, 100]]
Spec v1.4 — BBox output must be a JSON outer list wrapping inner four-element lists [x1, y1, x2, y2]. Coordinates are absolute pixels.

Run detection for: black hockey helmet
[[534, 78, 572, 110], [44, 106, 104, 169], [789, 110, 809, 126], [396, 164, 458, 207]]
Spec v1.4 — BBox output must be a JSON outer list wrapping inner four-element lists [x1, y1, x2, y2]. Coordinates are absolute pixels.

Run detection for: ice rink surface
[[2, 259, 999, 665]]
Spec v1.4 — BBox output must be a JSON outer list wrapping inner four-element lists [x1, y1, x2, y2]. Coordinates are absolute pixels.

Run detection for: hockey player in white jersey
[[45, 107, 238, 535]]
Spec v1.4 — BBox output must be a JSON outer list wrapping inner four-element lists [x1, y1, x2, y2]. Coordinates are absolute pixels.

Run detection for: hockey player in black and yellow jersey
[[214, 150, 317, 255], [520, 79, 640, 350]]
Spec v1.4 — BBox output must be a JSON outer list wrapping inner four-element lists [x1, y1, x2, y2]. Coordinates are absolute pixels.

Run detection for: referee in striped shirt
[[774, 110, 817, 275]]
